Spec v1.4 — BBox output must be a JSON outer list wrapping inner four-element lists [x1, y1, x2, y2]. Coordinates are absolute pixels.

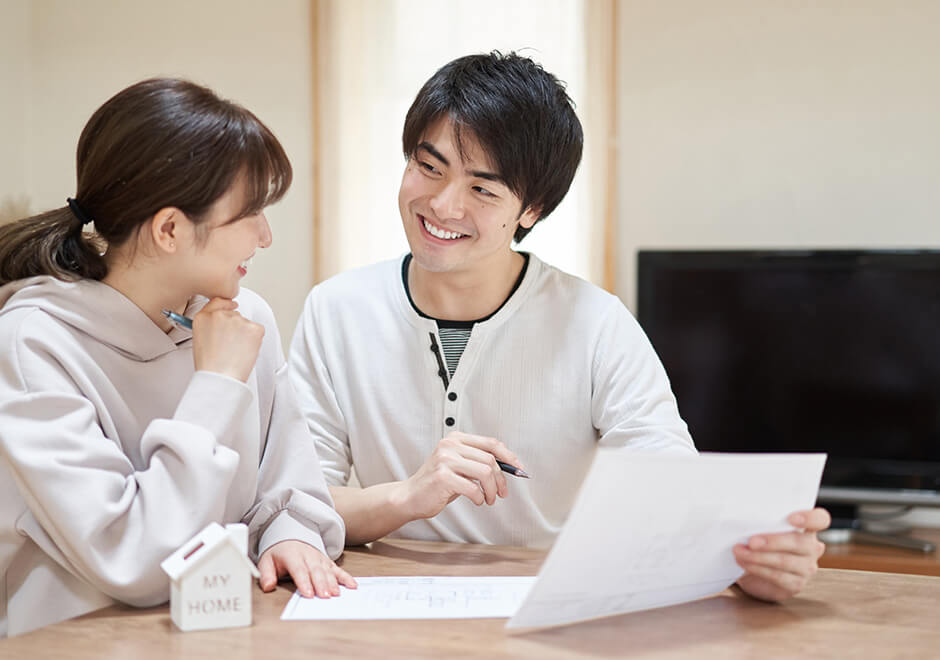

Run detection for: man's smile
[[419, 214, 468, 241]]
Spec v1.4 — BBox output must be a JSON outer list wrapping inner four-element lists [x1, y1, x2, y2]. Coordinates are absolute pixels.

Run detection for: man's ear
[[519, 206, 541, 230], [150, 207, 182, 253]]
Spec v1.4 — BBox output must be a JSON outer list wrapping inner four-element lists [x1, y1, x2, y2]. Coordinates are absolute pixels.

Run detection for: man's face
[[398, 117, 538, 277]]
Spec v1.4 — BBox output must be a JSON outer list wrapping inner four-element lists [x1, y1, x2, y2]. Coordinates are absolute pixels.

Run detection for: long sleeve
[[0, 344, 253, 607], [287, 288, 354, 487], [591, 301, 698, 455]]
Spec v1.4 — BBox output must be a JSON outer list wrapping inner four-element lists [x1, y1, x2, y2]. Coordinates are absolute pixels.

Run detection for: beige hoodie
[[0, 276, 344, 637]]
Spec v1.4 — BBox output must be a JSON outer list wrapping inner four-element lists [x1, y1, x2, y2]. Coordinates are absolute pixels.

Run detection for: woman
[[0, 78, 354, 637]]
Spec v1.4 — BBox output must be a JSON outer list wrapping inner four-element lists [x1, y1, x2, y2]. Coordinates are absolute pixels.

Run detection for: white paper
[[281, 576, 537, 620], [506, 451, 826, 631]]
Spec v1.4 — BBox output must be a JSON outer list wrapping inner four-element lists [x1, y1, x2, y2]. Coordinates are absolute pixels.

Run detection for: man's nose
[[429, 182, 465, 220]]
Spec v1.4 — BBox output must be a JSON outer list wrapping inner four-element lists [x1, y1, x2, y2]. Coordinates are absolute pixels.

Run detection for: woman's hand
[[191, 297, 264, 382], [257, 540, 357, 598]]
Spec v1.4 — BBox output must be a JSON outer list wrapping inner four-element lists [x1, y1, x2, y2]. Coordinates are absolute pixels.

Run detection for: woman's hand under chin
[[191, 297, 264, 382]]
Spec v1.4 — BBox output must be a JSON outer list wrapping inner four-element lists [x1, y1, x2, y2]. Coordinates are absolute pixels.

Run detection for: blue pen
[[161, 309, 193, 330], [497, 460, 531, 479]]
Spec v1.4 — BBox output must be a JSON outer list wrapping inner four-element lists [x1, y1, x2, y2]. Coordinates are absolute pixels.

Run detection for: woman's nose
[[257, 212, 273, 248]]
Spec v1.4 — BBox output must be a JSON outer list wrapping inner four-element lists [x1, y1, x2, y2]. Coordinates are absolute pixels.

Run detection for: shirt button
[[445, 417, 455, 426], [448, 392, 457, 401]]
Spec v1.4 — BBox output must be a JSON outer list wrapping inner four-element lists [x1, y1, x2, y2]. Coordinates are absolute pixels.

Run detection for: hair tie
[[66, 197, 94, 226]]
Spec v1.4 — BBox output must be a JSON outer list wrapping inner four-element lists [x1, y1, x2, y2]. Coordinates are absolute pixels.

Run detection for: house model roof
[[161, 522, 260, 581]]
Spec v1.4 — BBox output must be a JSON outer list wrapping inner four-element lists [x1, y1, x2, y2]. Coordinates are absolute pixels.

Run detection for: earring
[[169, 242, 175, 248]]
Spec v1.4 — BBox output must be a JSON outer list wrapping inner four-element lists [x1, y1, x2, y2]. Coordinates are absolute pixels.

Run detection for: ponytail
[[0, 205, 107, 287], [0, 77, 292, 289]]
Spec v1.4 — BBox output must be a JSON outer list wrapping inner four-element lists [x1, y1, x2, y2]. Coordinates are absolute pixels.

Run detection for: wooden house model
[[160, 522, 260, 631]]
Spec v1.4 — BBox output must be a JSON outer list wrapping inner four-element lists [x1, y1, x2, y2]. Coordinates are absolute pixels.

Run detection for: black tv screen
[[637, 250, 940, 505]]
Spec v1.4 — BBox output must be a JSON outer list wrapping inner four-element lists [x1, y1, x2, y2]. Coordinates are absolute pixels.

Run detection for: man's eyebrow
[[417, 141, 506, 186], [417, 142, 449, 167], [468, 169, 505, 185]]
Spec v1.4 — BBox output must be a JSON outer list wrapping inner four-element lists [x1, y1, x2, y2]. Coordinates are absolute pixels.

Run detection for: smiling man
[[289, 52, 830, 603]]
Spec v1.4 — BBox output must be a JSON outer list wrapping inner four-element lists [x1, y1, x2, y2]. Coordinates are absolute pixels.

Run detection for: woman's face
[[178, 181, 273, 301]]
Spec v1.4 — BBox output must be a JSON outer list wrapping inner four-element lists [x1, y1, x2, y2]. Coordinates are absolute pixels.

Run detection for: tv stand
[[819, 503, 937, 553], [819, 526, 940, 576], [820, 527, 936, 553]]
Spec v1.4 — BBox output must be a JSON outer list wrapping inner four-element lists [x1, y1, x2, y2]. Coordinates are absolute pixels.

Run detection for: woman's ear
[[149, 207, 182, 253]]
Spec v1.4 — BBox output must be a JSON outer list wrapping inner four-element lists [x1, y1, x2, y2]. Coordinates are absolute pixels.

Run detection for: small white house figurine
[[160, 522, 260, 631]]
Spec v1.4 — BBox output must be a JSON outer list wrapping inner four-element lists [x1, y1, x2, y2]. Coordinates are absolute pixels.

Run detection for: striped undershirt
[[402, 253, 530, 381], [437, 326, 472, 378]]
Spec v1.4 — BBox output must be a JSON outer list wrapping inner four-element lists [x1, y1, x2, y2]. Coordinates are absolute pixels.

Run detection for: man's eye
[[473, 186, 494, 197], [418, 161, 438, 174]]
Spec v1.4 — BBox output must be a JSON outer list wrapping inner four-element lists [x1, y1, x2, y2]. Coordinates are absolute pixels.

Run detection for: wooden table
[[820, 528, 940, 576], [3, 539, 940, 658]]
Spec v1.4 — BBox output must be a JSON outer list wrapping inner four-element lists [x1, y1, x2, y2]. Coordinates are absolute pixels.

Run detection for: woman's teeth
[[240, 257, 252, 270], [423, 218, 464, 240]]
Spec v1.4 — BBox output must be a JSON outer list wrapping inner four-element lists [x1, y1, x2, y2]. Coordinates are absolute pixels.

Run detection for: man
[[289, 52, 829, 602]]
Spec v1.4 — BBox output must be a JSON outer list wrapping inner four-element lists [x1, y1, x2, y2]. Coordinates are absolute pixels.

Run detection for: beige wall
[[0, 0, 30, 216], [0, 0, 314, 349], [616, 1, 940, 525], [616, 0, 940, 310]]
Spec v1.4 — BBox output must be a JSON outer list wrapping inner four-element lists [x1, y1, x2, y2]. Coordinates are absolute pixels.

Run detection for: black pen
[[497, 460, 531, 479], [161, 309, 193, 330]]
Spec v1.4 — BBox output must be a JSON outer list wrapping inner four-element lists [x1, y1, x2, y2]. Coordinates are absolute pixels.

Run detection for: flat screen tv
[[636, 249, 940, 508]]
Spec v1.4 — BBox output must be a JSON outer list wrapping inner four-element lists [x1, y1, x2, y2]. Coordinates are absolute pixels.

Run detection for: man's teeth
[[423, 219, 464, 240]]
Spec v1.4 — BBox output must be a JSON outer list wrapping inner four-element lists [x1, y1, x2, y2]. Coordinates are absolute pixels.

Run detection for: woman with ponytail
[[0, 79, 354, 637]]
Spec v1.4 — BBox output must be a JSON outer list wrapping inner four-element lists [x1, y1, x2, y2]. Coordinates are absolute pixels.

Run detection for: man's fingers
[[452, 474, 487, 506], [735, 557, 809, 597], [746, 530, 823, 557], [788, 507, 831, 532], [454, 445, 509, 497], [448, 432, 525, 471], [449, 454, 502, 504], [735, 574, 791, 603], [734, 544, 818, 578], [432, 468, 485, 506]]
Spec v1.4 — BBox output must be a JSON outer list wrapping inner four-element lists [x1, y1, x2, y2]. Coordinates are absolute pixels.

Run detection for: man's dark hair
[[402, 51, 583, 242]]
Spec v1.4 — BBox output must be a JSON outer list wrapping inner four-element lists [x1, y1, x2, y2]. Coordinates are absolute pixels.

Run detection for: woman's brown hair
[[0, 78, 292, 286]]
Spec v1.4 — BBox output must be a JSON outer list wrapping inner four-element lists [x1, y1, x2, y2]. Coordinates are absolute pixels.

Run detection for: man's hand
[[257, 540, 357, 598], [733, 507, 831, 602], [400, 431, 526, 520]]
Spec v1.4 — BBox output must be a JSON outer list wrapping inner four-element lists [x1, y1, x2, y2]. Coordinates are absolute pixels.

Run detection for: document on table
[[506, 451, 826, 631], [280, 452, 824, 628], [281, 576, 537, 620]]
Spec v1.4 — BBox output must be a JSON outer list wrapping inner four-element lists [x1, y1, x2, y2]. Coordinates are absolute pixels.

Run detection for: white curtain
[[314, 0, 615, 288]]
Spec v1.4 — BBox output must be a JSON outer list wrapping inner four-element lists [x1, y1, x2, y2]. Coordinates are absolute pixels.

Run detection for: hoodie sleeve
[[0, 312, 254, 607], [235, 291, 346, 561]]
